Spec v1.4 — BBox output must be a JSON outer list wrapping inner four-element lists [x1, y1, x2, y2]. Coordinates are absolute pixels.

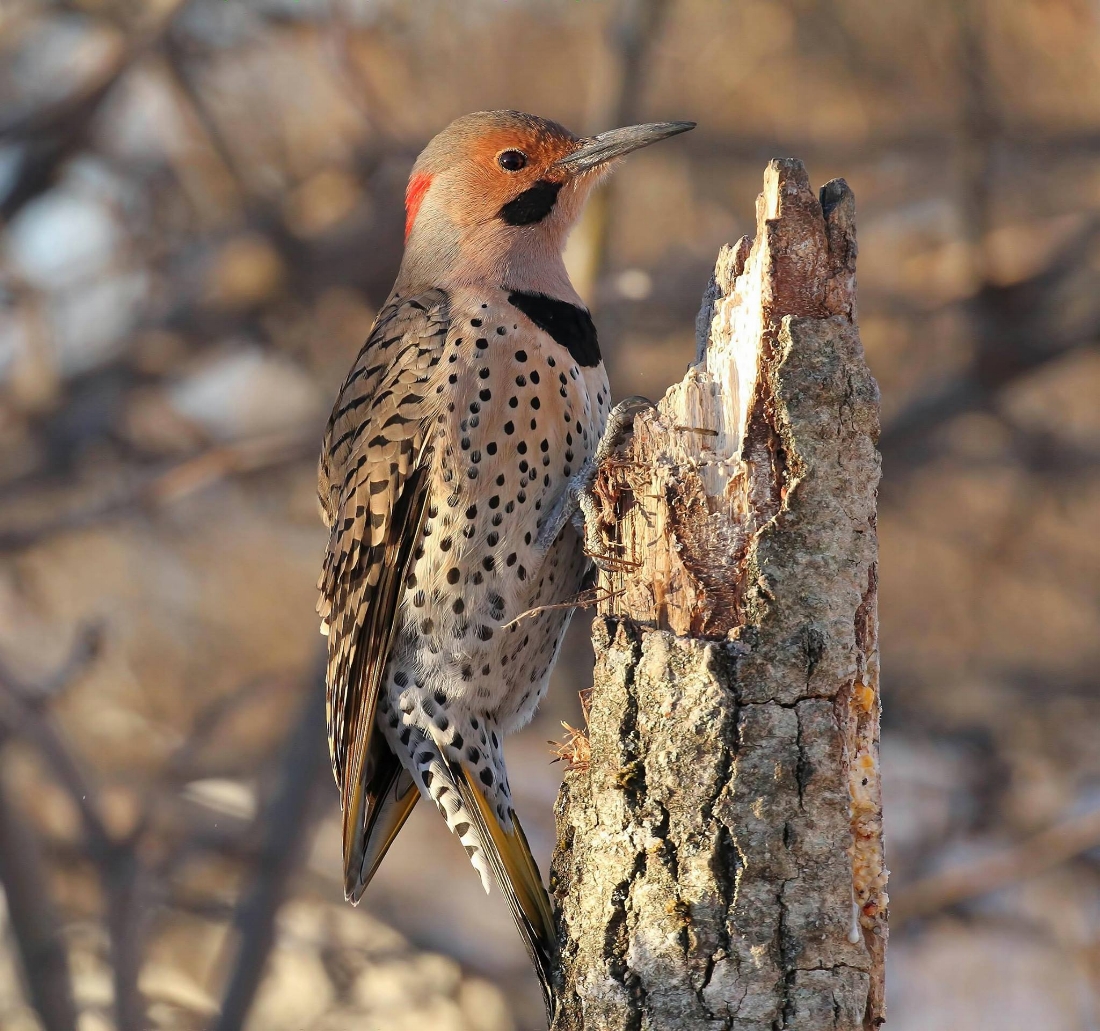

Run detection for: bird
[[316, 110, 694, 1019]]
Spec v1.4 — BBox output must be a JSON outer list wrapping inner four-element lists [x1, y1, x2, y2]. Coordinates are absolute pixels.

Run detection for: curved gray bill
[[554, 121, 696, 174]]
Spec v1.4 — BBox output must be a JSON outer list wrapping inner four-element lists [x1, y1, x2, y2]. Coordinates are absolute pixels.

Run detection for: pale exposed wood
[[551, 159, 886, 1030]]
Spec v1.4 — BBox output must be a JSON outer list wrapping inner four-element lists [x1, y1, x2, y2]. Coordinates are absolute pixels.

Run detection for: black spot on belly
[[498, 180, 562, 225], [507, 291, 601, 367]]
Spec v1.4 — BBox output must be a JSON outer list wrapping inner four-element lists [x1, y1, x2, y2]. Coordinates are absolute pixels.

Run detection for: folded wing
[[316, 290, 450, 899]]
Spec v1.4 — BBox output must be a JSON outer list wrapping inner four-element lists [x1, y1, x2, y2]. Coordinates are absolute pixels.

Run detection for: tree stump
[[551, 159, 887, 1031]]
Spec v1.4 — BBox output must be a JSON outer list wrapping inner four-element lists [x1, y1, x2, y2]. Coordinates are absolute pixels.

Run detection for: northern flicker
[[316, 110, 694, 1018]]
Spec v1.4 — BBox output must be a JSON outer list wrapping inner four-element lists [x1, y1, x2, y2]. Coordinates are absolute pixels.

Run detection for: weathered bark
[[551, 160, 887, 1031]]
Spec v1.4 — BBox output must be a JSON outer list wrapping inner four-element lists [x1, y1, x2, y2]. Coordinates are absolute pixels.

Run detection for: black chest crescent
[[506, 291, 602, 368]]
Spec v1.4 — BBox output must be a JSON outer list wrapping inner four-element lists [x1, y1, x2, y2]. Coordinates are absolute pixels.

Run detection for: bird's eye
[[498, 150, 527, 172]]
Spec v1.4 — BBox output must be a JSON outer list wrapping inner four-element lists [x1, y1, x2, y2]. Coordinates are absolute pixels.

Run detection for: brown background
[[1, 1, 1099, 1028]]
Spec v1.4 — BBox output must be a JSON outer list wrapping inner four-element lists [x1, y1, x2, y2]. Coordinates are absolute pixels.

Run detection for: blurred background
[[1, 0, 1099, 1028]]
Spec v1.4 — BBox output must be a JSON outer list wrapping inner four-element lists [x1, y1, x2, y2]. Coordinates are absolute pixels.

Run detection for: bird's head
[[396, 110, 694, 298]]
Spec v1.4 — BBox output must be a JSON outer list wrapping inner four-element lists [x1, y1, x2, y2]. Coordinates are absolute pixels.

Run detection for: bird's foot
[[537, 396, 654, 570], [593, 394, 655, 468], [575, 395, 653, 570]]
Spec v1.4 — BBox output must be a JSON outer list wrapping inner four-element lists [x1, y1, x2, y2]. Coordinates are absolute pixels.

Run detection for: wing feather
[[316, 291, 450, 884]]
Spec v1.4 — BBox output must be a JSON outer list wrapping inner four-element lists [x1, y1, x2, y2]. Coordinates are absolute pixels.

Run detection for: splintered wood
[[588, 161, 859, 637], [552, 160, 887, 1031]]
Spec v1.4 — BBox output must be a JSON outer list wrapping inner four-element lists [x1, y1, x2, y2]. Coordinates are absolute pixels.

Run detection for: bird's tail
[[424, 731, 561, 1023], [343, 736, 420, 903]]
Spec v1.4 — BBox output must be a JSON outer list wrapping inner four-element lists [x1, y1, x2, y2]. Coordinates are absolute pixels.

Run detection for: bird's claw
[[535, 396, 654, 563], [570, 395, 654, 572], [594, 395, 654, 465]]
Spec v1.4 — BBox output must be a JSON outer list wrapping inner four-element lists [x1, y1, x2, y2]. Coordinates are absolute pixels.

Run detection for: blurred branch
[[0, 629, 148, 1031], [0, 625, 102, 705], [679, 125, 1100, 165], [0, 660, 112, 859], [160, 43, 255, 205], [956, 0, 997, 284], [322, 0, 400, 141], [155, 30, 407, 312], [0, 635, 333, 1031], [0, 743, 78, 1031], [877, 4, 1100, 475], [164, 675, 281, 782], [212, 658, 331, 1031], [881, 216, 1100, 468], [893, 807, 1100, 927], [0, 431, 315, 554], [572, 0, 671, 303], [0, 0, 197, 220], [146, 432, 316, 503], [1001, 422, 1100, 482]]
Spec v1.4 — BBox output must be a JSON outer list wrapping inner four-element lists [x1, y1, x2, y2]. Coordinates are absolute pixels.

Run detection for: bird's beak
[[554, 121, 696, 175]]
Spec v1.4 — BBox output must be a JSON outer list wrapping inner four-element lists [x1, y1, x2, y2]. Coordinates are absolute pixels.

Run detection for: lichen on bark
[[551, 160, 887, 1031]]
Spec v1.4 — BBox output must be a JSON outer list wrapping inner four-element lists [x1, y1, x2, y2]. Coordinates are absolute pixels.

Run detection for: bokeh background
[[1, 0, 1099, 1028]]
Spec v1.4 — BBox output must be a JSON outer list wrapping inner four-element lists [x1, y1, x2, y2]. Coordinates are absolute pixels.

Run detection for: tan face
[[397, 111, 694, 296], [405, 115, 583, 238]]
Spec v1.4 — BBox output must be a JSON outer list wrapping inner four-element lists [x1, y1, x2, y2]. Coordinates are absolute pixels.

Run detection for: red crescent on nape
[[405, 173, 433, 241]]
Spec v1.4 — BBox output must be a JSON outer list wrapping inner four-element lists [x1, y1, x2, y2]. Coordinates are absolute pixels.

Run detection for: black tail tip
[[541, 984, 561, 1027], [343, 868, 366, 906]]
